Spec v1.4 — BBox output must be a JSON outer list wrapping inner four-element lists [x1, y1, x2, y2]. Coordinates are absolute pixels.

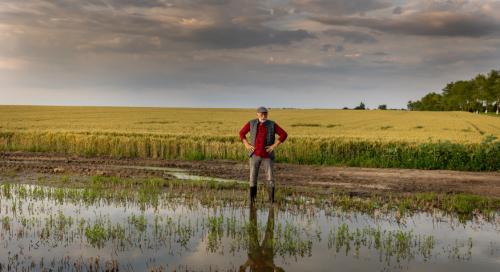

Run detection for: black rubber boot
[[249, 186, 257, 206], [268, 186, 275, 203]]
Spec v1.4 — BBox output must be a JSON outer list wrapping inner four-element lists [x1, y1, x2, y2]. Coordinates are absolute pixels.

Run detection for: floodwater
[[0, 184, 499, 271], [119, 165, 244, 183]]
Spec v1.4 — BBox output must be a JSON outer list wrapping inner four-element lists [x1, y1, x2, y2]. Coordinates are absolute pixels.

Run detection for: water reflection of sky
[[0, 184, 499, 271]]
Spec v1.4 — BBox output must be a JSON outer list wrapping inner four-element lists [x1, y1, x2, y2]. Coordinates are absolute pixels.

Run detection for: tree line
[[343, 103, 394, 110], [407, 69, 500, 114]]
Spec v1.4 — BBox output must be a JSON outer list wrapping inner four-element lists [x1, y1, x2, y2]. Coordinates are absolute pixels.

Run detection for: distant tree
[[407, 100, 417, 111], [342, 106, 350, 110], [378, 104, 387, 110], [494, 75, 500, 114], [407, 69, 500, 113], [407, 93, 442, 111], [486, 70, 500, 114], [354, 102, 366, 110], [419, 92, 443, 111]]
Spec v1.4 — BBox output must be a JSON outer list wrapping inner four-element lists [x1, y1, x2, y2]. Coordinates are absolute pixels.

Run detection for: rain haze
[[1, 0, 500, 108]]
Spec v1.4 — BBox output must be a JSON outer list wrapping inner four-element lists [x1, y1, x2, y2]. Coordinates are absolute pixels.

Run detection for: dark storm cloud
[[422, 0, 468, 12], [0, 0, 314, 52], [320, 44, 345, 53], [322, 29, 378, 44], [292, 0, 392, 15], [392, 6, 402, 14], [188, 26, 315, 49], [77, 24, 314, 52], [311, 11, 500, 37], [184, 0, 231, 6], [41, 0, 169, 9], [0, 2, 170, 35], [105, 0, 168, 8], [320, 44, 332, 52], [79, 36, 163, 54]]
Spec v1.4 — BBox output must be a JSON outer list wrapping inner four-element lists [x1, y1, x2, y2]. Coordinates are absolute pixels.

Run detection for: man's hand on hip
[[265, 142, 279, 153], [265, 145, 274, 153], [243, 140, 255, 152], [265, 140, 282, 153]]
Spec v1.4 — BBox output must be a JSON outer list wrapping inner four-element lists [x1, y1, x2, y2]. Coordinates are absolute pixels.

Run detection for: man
[[239, 106, 288, 205]]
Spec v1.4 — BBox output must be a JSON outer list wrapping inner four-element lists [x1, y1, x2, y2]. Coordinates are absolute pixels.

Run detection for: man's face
[[257, 112, 268, 121]]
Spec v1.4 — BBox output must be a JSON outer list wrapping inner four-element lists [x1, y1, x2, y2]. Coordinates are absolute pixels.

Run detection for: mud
[[1, 151, 499, 197]]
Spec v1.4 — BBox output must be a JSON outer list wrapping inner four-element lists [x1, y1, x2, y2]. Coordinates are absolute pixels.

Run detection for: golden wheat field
[[0, 105, 499, 143]]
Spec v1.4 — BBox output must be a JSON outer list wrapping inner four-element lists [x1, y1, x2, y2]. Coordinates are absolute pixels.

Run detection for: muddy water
[[118, 165, 244, 183], [0, 184, 499, 271]]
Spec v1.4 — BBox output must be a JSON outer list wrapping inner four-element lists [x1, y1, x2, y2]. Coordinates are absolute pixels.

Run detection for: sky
[[1, 0, 500, 109]]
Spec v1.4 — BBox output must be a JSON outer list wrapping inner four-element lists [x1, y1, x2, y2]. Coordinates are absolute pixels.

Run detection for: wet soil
[[1, 151, 499, 197]]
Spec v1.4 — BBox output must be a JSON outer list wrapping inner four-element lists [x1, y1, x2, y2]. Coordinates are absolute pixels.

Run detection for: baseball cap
[[256, 106, 268, 113]]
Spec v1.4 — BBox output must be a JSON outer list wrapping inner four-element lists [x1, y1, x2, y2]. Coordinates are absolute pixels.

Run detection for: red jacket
[[239, 121, 288, 158]]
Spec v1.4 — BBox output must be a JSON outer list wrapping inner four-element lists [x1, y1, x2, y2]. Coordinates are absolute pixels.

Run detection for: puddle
[[2, 160, 245, 184], [0, 183, 499, 271], [310, 181, 390, 190], [117, 165, 245, 183], [117, 165, 191, 172]]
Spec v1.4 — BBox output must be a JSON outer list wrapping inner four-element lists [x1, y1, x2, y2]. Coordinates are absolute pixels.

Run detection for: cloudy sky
[[1, 0, 499, 108]]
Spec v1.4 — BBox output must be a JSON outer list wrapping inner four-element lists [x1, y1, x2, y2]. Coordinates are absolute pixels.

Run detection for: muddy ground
[[0, 151, 499, 197]]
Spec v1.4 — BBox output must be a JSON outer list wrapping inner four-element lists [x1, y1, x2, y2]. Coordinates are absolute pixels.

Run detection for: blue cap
[[256, 106, 268, 113]]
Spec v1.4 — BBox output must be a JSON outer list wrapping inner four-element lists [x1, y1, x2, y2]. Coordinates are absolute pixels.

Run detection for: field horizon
[[1, 105, 499, 143], [1, 105, 499, 171]]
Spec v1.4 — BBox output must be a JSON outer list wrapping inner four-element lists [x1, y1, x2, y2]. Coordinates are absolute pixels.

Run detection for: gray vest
[[248, 119, 275, 159]]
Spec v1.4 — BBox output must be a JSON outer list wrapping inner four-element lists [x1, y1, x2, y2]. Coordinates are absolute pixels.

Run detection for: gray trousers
[[249, 155, 275, 188]]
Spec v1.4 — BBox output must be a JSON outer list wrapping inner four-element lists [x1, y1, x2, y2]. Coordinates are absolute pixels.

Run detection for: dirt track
[[1, 151, 499, 197]]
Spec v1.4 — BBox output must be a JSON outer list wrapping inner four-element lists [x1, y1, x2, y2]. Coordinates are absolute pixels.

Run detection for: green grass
[[2, 175, 499, 219], [1, 131, 499, 171]]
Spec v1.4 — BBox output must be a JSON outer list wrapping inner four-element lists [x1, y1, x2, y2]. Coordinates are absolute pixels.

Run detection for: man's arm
[[239, 122, 254, 152], [275, 123, 288, 143], [265, 123, 287, 152]]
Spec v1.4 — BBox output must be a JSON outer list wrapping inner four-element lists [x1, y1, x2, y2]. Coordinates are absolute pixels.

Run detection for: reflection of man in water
[[239, 206, 284, 272]]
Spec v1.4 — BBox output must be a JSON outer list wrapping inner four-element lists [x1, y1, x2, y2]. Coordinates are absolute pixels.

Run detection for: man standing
[[239, 107, 288, 205]]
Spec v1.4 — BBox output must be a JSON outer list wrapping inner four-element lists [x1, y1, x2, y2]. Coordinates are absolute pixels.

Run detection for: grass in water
[[1, 175, 498, 220]]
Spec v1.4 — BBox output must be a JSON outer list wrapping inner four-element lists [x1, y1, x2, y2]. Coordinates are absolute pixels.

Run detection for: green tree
[[407, 69, 500, 113], [419, 92, 443, 111], [354, 102, 366, 110], [473, 73, 489, 113], [486, 70, 500, 114]]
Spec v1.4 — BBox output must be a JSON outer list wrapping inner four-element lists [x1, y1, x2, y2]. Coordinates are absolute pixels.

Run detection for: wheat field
[[1, 105, 499, 143], [0, 105, 499, 170]]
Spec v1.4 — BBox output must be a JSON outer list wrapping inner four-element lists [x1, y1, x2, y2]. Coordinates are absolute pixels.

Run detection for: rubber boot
[[267, 186, 275, 204], [249, 186, 257, 206]]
